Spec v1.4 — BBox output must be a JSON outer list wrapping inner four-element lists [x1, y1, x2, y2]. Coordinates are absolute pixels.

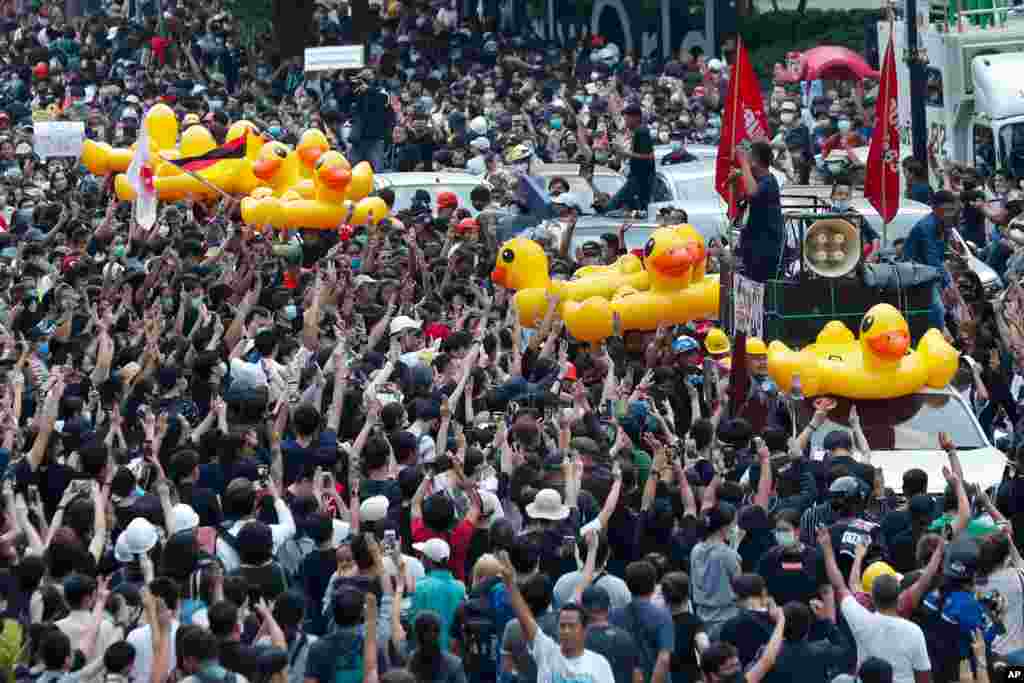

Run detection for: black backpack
[[460, 586, 501, 676]]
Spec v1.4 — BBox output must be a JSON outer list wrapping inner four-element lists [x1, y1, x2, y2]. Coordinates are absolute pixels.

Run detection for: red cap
[[456, 217, 479, 233], [564, 362, 577, 380], [424, 322, 451, 341], [437, 191, 458, 209]]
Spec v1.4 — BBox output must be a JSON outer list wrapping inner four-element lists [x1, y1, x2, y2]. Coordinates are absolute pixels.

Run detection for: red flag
[[715, 39, 771, 220], [864, 34, 900, 225]]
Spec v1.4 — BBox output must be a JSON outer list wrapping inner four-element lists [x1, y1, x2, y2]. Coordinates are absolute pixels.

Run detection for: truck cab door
[[972, 123, 996, 177]]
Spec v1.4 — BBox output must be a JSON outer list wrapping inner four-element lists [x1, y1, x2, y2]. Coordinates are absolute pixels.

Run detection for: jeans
[[605, 174, 653, 212], [930, 282, 947, 331], [349, 138, 389, 172]]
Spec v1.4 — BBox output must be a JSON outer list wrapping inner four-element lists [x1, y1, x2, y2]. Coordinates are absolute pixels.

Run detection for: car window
[[673, 174, 715, 202], [383, 184, 480, 216], [592, 174, 626, 197], [651, 175, 673, 203], [800, 394, 987, 451]]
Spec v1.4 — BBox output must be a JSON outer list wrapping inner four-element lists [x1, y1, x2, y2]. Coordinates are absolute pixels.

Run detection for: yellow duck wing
[[513, 288, 550, 329], [767, 340, 824, 397], [562, 297, 615, 343], [917, 328, 960, 389]]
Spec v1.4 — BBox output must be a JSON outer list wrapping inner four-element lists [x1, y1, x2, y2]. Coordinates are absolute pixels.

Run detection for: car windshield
[[673, 174, 716, 201], [591, 174, 626, 198], [799, 394, 987, 451], [386, 184, 480, 215]]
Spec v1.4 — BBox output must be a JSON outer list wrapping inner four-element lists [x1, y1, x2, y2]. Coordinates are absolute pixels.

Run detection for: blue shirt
[[902, 213, 950, 286], [409, 569, 467, 651], [922, 589, 1000, 657], [740, 173, 784, 282], [281, 429, 339, 487]]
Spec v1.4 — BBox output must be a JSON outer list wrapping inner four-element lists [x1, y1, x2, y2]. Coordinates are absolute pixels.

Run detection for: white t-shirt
[[530, 628, 615, 683], [127, 621, 180, 683], [841, 594, 931, 683]]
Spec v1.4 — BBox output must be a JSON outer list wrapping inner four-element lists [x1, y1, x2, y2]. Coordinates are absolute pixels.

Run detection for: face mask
[[191, 295, 204, 309], [351, 257, 361, 270], [780, 113, 795, 125], [283, 304, 298, 321], [161, 296, 174, 310], [111, 244, 127, 259], [38, 342, 48, 358], [832, 199, 850, 212], [550, 118, 562, 131], [671, 140, 683, 152], [775, 530, 797, 547], [837, 120, 851, 133], [0, 247, 15, 259], [727, 525, 740, 546], [658, 131, 670, 143]]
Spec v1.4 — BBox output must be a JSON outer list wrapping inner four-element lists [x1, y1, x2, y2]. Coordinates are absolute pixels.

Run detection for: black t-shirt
[[757, 544, 827, 606], [830, 517, 883, 580], [630, 126, 655, 180], [669, 611, 705, 683], [179, 484, 224, 528], [585, 623, 642, 683], [219, 640, 264, 681], [299, 548, 339, 636]]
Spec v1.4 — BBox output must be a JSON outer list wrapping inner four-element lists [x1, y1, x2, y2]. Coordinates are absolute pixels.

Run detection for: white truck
[[879, 8, 1024, 176]]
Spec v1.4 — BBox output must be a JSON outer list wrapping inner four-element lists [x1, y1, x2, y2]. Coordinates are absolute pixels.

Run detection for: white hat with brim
[[413, 537, 451, 563], [114, 517, 159, 563], [525, 488, 570, 521], [169, 504, 200, 535]]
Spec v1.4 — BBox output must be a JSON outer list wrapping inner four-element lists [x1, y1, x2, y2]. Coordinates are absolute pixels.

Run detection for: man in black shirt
[[603, 101, 655, 213], [735, 141, 784, 283]]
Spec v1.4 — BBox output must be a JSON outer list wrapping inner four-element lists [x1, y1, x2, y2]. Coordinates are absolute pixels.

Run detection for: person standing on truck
[[602, 101, 655, 213], [903, 190, 957, 332], [902, 158, 934, 205], [734, 141, 785, 283]]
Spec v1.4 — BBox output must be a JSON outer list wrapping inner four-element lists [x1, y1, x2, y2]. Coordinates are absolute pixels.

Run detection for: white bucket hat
[[169, 504, 200, 535], [525, 489, 570, 521], [114, 517, 159, 563]]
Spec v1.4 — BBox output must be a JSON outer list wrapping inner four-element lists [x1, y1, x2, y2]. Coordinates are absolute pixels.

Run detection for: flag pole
[[156, 152, 235, 201], [728, 38, 744, 221]]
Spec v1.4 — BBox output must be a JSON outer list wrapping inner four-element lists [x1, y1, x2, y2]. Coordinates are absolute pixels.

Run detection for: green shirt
[[928, 512, 1000, 538], [409, 569, 467, 651]]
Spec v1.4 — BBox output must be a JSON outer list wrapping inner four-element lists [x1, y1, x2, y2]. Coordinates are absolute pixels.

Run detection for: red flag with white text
[[715, 38, 771, 220], [864, 34, 900, 225]]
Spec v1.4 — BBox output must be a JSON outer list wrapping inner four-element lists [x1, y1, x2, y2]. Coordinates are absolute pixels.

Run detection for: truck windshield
[[799, 394, 988, 451]]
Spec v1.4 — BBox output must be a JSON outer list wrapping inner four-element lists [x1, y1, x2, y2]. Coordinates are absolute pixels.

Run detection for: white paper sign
[[33, 121, 85, 159], [304, 45, 365, 72], [732, 273, 765, 338]]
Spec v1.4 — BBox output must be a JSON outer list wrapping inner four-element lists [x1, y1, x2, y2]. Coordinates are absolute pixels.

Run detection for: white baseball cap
[[413, 537, 451, 563], [360, 495, 390, 523], [389, 315, 423, 336]]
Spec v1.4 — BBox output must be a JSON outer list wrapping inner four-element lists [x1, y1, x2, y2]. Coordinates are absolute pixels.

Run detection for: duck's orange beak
[[319, 165, 351, 190], [867, 330, 910, 358], [252, 157, 282, 180], [299, 144, 326, 167], [491, 266, 508, 287], [651, 246, 695, 277]]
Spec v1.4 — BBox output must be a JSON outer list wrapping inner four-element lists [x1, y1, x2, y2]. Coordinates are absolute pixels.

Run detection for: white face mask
[[838, 120, 851, 133], [775, 529, 797, 547], [658, 131, 670, 142], [780, 112, 795, 125], [832, 199, 851, 212]]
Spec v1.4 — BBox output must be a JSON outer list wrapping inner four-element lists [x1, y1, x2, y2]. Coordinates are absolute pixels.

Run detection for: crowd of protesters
[[1, 2, 1024, 683]]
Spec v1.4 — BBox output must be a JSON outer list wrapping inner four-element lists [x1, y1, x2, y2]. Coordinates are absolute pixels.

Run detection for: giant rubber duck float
[[79, 102, 179, 176], [297, 129, 331, 179], [766, 303, 959, 399], [560, 225, 720, 343], [491, 237, 652, 328], [113, 120, 267, 201], [240, 152, 386, 230]]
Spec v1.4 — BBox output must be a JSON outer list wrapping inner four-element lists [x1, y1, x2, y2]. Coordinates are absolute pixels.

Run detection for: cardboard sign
[[33, 121, 86, 159], [304, 45, 365, 72]]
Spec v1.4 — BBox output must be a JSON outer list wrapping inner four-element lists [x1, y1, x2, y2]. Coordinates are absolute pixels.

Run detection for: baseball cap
[[359, 495, 390, 523], [389, 315, 422, 336], [437, 191, 459, 209], [413, 537, 451, 563]]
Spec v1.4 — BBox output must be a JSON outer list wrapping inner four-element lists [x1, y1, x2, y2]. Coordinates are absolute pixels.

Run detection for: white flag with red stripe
[[126, 108, 157, 230]]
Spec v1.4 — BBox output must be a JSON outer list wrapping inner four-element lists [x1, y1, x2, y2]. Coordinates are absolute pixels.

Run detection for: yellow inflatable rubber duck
[[560, 225, 720, 343], [766, 303, 959, 400], [113, 121, 266, 201], [490, 238, 652, 328], [80, 102, 179, 176], [241, 157, 381, 230], [297, 129, 332, 179]]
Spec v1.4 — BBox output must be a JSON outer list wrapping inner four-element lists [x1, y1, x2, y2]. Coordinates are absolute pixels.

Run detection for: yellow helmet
[[705, 328, 731, 355], [182, 113, 200, 126], [862, 560, 901, 594], [747, 337, 768, 356], [505, 143, 533, 163]]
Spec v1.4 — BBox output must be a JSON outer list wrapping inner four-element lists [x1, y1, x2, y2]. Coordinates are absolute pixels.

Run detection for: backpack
[[332, 633, 364, 683], [277, 536, 316, 584], [459, 581, 505, 676]]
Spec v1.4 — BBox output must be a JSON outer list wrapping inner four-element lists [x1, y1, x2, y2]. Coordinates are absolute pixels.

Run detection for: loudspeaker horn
[[804, 218, 861, 279]]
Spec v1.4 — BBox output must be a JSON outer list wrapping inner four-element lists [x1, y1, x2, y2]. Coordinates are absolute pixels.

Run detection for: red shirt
[[411, 515, 475, 582]]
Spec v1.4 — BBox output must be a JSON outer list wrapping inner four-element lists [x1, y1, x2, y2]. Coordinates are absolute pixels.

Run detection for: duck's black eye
[[861, 315, 874, 334], [274, 146, 287, 159], [644, 238, 656, 258], [315, 157, 325, 170], [502, 249, 515, 263]]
